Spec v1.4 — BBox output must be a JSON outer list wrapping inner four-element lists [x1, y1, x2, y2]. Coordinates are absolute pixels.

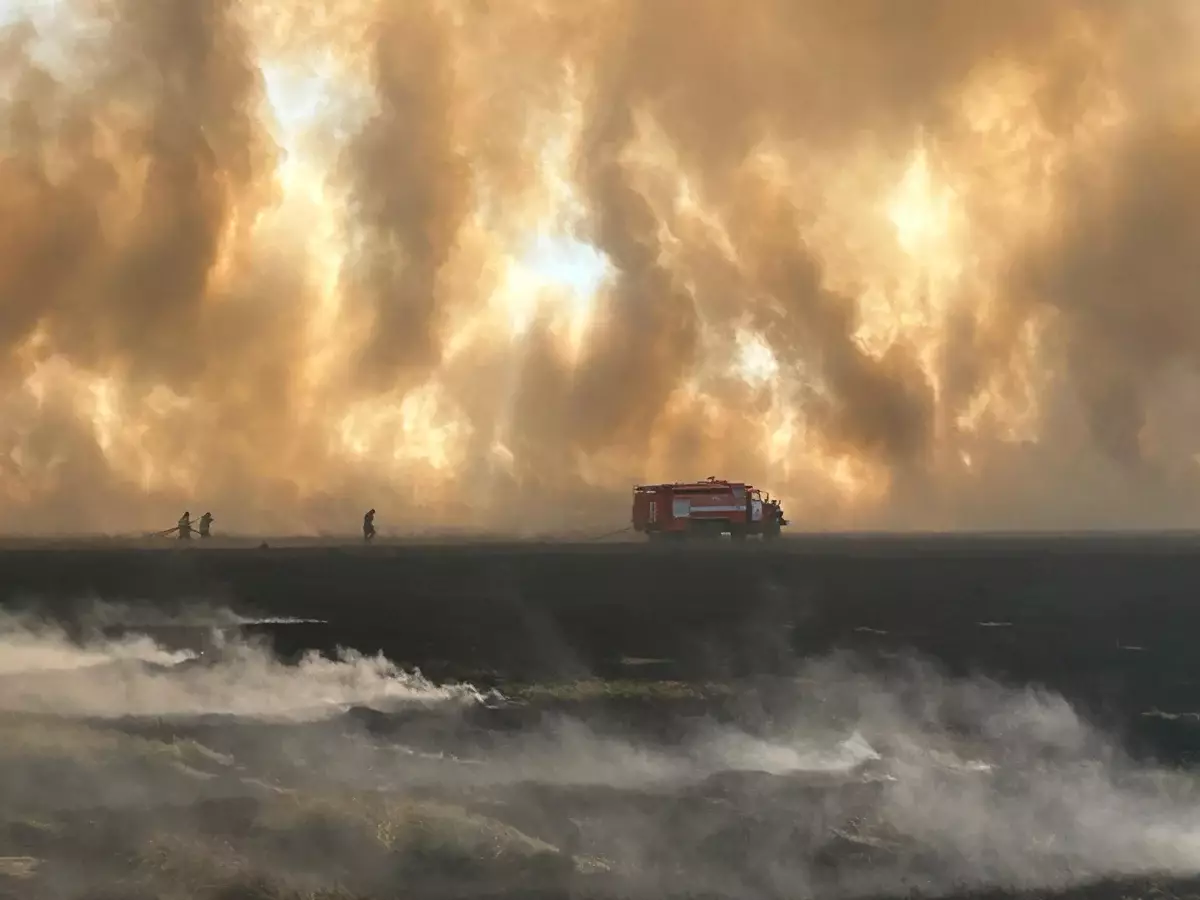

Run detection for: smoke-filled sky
[[2, 0, 1200, 535]]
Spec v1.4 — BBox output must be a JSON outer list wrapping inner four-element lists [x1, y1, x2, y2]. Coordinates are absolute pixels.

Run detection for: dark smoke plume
[[2, 0, 1199, 534]]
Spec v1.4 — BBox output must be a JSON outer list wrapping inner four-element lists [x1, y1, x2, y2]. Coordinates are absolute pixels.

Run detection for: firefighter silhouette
[[198, 512, 214, 538], [177, 511, 192, 540], [363, 509, 376, 543]]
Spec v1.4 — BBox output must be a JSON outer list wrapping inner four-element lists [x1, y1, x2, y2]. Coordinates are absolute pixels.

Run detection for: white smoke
[[0, 624, 192, 674], [0, 611, 487, 720], [3, 604, 1200, 898]]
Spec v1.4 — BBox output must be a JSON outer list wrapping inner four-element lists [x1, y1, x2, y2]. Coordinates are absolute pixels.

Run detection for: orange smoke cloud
[[1, 0, 1199, 536]]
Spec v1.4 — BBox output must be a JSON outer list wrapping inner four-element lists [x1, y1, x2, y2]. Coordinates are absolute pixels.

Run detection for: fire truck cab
[[631, 477, 788, 541]]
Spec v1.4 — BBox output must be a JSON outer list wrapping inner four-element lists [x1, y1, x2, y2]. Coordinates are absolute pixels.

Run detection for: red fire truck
[[631, 477, 788, 541]]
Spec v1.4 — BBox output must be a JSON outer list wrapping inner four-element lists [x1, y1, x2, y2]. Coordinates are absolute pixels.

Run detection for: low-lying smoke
[[2, 1, 1200, 534], [0, 609, 486, 719], [3, 603, 1200, 898]]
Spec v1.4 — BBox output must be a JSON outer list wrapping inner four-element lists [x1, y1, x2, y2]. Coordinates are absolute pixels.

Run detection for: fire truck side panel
[[632, 485, 673, 532], [633, 479, 787, 539], [632, 481, 756, 535], [631, 487, 658, 531], [682, 489, 747, 525]]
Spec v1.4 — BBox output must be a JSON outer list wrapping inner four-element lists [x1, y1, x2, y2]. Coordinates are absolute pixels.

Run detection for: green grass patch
[[506, 678, 734, 702]]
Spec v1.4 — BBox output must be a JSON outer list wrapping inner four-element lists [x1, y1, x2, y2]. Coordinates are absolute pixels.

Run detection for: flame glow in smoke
[[1, 1, 1200, 533]]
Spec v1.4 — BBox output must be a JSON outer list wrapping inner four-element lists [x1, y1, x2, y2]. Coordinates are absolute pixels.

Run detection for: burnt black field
[[4, 534, 1200, 900]]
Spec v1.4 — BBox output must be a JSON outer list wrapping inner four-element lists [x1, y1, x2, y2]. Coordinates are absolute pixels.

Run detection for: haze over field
[[2, 0, 1200, 535], [6, 601, 1200, 898]]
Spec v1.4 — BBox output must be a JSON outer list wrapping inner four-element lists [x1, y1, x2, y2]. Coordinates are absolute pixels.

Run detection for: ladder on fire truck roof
[[636, 476, 738, 490]]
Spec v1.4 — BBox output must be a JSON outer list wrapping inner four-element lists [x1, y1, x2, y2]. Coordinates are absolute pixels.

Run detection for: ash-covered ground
[[3, 536, 1200, 900]]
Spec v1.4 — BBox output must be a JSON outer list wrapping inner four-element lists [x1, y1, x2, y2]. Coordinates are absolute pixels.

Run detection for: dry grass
[[0, 711, 579, 900]]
